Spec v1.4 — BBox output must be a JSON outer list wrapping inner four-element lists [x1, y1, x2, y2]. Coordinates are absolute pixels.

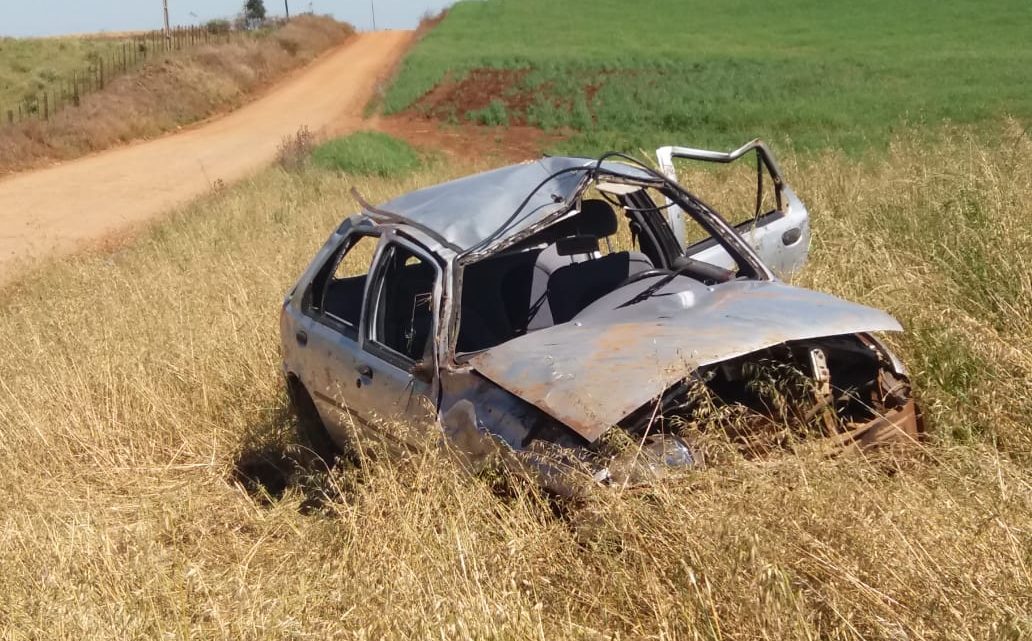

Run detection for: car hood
[[468, 278, 902, 442]]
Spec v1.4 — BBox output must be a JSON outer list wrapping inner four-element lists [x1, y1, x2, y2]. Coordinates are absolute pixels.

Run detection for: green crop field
[[385, 0, 1032, 153]]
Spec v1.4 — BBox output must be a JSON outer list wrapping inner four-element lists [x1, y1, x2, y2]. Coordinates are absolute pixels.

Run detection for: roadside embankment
[[0, 16, 354, 175]]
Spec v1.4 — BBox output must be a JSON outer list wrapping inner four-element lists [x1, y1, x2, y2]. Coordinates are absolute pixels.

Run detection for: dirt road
[[0, 30, 413, 286]]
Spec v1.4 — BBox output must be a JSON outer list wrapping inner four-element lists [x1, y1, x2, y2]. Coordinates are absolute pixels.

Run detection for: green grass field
[[385, 0, 1032, 153], [310, 131, 426, 177], [0, 35, 131, 108]]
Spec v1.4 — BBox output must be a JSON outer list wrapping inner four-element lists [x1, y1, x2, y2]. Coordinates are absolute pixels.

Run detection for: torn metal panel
[[795, 399, 923, 458], [841, 399, 922, 449], [469, 277, 901, 442], [657, 141, 811, 278]]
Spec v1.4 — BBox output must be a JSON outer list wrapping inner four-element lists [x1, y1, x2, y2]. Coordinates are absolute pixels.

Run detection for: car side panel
[[298, 314, 376, 445]]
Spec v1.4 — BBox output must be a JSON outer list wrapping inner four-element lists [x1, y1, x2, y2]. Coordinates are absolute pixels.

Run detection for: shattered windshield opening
[[657, 182, 769, 280], [454, 171, 759, 355]]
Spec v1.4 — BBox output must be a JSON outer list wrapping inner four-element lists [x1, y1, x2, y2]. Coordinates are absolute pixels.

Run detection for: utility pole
[[162, 0, 171, 48], [369, 0, 377, 30], [284, 0, 290, 19]]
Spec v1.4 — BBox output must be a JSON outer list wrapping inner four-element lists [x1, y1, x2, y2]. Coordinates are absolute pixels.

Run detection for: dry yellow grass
[[0, 16, 353, 175], [0, 125, 1030, 639]]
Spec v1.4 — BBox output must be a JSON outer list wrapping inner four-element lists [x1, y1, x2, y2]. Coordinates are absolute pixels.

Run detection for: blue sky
[[0, 0, 455, 37]]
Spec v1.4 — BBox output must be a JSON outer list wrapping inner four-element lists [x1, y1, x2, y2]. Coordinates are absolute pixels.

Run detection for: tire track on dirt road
[[0, 30, 414, 287]]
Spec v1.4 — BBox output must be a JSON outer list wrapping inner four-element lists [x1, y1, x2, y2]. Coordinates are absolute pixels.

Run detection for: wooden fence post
[[0, 23, 227, 130]]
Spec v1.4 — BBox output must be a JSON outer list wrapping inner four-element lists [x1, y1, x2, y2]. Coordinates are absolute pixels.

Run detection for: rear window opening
[[304, 232, 379, 338]]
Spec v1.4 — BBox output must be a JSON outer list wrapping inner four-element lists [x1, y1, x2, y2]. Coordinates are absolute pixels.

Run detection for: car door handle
[[781, 227, 802, 246], [295, 330, 308, 346], [356, 363, 373, 378]]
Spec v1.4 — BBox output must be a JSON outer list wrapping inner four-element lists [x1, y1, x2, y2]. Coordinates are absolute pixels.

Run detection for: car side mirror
[[409, 358, 435, 384]]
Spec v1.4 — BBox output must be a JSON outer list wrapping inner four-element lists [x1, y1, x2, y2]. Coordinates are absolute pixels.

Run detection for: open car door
[[656, 140, 810, 278]]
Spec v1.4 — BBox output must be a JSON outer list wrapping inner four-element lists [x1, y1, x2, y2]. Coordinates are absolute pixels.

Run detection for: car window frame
[[624, 183, 769, 281], [361, 235, 442, 372], [302, 230, 382, 341]]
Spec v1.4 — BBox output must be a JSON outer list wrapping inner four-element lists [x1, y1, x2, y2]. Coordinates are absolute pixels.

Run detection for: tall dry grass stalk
[[0, 126, 1029, 639], [0, 16, 353, 175]]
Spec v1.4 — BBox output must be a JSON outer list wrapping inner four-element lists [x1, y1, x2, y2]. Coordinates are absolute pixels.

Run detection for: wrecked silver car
[[280, 141, 922, 495]]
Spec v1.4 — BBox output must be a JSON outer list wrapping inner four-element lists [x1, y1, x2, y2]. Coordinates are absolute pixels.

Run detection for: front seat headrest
[[555, 234, 601, 256], [547, 199, 618, 239], [577, 199, 619, 237]]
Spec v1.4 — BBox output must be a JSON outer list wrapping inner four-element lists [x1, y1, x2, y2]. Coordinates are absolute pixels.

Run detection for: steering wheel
[[614, 268, 674, 290], [616, 259, 735, 291], [676, 258, 735, 284]]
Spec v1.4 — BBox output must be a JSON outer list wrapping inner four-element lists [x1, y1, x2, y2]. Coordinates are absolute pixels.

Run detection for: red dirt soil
[[411, 68, 537, 125], [403, 66, 643, 133], [386, 65, 572, 159], [369, 114, 564, 163]]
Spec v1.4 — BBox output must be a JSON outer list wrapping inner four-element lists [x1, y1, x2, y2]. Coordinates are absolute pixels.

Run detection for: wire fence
[[2, 24, 248, 128]]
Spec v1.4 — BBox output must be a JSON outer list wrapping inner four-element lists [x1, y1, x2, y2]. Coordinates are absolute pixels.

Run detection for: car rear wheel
[[286, 377, 342, 466]]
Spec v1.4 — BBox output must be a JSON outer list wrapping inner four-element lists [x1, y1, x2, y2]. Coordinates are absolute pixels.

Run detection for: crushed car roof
[[372, 157, 657, 252]]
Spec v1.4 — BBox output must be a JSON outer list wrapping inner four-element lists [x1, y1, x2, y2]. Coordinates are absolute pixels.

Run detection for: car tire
[[287, 378, 342, 467]]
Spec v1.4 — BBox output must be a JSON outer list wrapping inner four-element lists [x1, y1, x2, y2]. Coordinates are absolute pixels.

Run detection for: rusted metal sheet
[[834, 399, 923, 451], [469, 277, 901, 442]]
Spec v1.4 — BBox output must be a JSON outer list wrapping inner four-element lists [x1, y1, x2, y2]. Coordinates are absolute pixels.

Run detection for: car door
[[295, 231, 383, 445], [656, 141, 811, 277], [355, 235, 440, 448]]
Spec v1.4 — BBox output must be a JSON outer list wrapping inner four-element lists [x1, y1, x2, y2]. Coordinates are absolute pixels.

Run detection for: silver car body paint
[[656, 141, 811, 277], [280, 144, 913, 482], [467, 277, 901, 442]]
